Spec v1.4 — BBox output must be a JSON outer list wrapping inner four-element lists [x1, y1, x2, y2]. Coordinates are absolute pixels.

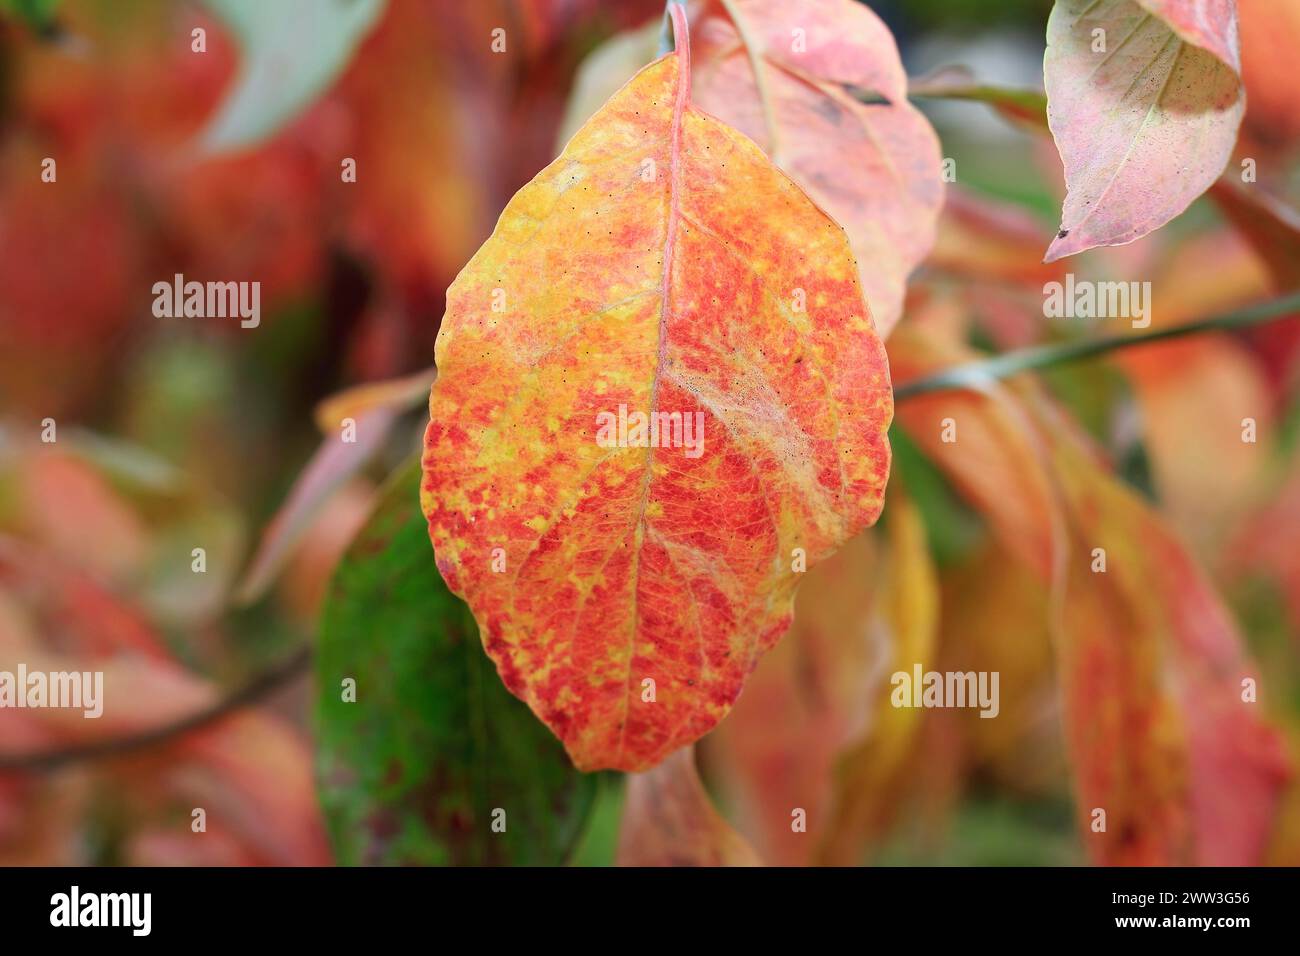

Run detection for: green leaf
[[564, 773, 625, 867], [316, 459, 597, 865], [199, 0, 386, 152], [0, 0, 58, 31]]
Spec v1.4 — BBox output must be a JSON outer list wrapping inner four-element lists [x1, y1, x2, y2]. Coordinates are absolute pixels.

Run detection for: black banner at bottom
[[0, 866, 1289, 942]]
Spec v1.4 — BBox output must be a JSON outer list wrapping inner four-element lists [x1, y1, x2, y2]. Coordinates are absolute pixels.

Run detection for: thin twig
[[893, 292, 1300, 399], [0, 645, 312, 772]]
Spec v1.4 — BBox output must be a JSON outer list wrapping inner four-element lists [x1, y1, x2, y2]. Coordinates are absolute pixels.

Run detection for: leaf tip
[[1043, 227, 1080, 263]]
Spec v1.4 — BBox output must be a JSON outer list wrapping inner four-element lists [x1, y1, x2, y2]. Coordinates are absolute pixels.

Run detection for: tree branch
[[0, 645, 312, 773]]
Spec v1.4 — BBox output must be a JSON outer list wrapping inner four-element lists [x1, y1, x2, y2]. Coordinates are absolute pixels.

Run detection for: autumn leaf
[[1238, 0, 1300, 158], [421, 5, 891, 773], [703, 489, 937, 865], [934, 543, 1061, 794], [817, 488, 940, 864], [1111, 334, 1272, 555], [311, 364, 439, 434], [1228, 445, 1300, 635], [0, 433, 340, 866], [153, 710, 331, 866], [884, 322, 1291, 863], [0, 543, 329, 866], [1143, 221, 1274, 327], [0, 438, 244, 627], [317, 461, 597, 865], [687, 0, 944, 332], [1135, 0, 1241, 72], [1036, 402, 1292, 864], [1210, 178, 1300, 293], [1098, 223, 1282, 554], [234, 408, 397, 606], [1043, 0, 1244, 261], [0, 156, 144, 416], [557, 0, 944, 335], [616, 746, 760, 866]]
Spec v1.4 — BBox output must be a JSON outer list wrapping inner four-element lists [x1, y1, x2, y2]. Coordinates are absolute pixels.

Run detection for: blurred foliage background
[[0, 0, 1297, 866]]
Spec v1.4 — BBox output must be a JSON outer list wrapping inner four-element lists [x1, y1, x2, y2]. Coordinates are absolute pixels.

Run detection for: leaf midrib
[[616, 32, 693, 768]]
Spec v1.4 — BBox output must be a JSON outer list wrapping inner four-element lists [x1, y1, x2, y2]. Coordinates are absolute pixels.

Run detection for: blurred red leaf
[[617, 746, 760, 866]]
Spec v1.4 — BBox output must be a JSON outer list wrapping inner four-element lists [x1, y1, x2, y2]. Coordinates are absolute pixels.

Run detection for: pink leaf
[[1044, 0, 1244, 261]]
